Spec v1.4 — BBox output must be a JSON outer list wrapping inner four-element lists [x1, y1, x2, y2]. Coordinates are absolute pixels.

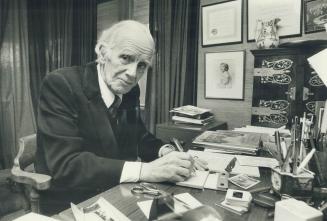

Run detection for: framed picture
[[202, 0, 243, 46], [304, 0, 327, 33], [247, 0, 302, 41], [205, 51, 245, 100]]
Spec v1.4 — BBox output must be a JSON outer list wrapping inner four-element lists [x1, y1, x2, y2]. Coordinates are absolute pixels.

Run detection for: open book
[[192, 130, 264, 155]]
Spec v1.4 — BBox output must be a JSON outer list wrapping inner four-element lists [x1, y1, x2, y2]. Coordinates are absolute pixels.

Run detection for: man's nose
[[125, 62, 138, 81]]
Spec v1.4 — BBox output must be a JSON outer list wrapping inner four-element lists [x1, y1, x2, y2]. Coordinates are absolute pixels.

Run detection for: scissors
[[131, 182, 162, 197]]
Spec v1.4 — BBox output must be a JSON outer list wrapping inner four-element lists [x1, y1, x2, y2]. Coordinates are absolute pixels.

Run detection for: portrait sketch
[[205, 51, 244, 100]]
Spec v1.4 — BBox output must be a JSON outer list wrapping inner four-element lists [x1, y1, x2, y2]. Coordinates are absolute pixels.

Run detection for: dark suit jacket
[[35, 62, 163, 210]]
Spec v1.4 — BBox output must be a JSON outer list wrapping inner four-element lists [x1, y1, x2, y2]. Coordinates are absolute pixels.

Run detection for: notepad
[[176, 170, 210, 189]]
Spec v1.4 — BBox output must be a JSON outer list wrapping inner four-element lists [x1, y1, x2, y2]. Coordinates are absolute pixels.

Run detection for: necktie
[[108, 95, 121, 119]]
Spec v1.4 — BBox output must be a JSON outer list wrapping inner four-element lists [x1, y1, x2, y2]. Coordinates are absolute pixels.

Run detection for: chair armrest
[[11, 167, 51, 190]]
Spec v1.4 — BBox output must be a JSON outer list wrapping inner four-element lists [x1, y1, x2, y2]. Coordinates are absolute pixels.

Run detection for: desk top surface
[[58, 169, 273, 221]]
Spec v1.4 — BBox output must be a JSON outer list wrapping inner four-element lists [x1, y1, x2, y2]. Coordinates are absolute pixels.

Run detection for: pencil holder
[[271, 167, 315, 199]]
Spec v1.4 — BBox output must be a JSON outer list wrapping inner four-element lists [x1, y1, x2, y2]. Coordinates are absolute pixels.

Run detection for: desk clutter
[[172, 105, 327, 220], [12, 102, 327, 221]]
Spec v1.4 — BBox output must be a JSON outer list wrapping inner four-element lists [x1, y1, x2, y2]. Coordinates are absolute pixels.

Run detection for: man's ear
[[98, 46, 111, 64]]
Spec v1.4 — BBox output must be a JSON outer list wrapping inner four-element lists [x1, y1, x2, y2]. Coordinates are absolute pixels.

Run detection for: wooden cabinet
[[251, 45, 327, 128], [155, 120, 227, 147]]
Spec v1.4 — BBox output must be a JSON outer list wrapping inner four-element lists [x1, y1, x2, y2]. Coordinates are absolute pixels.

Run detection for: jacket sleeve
[[36, 72, 124, 191]]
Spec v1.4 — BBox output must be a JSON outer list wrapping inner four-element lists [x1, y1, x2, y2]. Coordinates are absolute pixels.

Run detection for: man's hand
[[193, 156, 209, 171], [140, 152, 194, 183]]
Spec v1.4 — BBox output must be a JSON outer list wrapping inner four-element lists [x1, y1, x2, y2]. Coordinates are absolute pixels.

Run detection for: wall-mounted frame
[[205, 51, 245, 100], [247, 0, 302, 41], [304, 0, 327, 34], [202, 0, 243, 46]]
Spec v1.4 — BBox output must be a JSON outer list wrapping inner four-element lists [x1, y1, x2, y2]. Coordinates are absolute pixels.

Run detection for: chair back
[[13, 134, 37, 170]]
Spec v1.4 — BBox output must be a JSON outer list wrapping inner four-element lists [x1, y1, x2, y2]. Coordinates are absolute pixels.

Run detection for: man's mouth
[[118, 78, 133, 86]]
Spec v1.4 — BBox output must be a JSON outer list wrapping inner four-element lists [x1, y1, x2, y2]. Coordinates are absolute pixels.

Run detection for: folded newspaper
[[71, 197, 130, 221]]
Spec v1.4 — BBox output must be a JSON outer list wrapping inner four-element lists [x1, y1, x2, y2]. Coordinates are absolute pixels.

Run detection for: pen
[[292, 117, 299, 175], [280, 138, 287, 160], [274, 131, 283, 167], [172, 137, 184, 152], [297, 148, 316, 173], [172, 137, 196, 175]]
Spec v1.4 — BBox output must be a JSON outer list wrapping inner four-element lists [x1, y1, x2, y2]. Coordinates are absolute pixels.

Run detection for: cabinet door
[[303, 50, 327, 116], [251, 49, 302, 128]]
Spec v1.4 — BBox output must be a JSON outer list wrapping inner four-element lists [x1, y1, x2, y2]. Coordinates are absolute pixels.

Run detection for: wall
[[197, 0, 327, 129], [97, 0, 118, 37]]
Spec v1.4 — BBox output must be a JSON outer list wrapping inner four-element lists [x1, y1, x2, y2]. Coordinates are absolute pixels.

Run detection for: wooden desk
[[58, 169, 273, 221]]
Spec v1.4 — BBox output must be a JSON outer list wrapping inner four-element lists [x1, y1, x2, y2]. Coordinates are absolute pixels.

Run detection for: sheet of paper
[[233, 125, 290, 136], [204, 173, 220, 190], [13, 212, 59, 221], [188, 150, 260, 177], [137, 193, 202, 219], [176, 170, 209, 189], [308, 48, 327, 87], [236, 155, 279, 168]]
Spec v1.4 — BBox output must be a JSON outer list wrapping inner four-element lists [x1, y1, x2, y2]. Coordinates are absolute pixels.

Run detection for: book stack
[[192, 130, 263, 155], [170, 105, 214, 126]]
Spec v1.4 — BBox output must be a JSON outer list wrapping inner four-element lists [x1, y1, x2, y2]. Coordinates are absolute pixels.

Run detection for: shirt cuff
[[158, 144, 176, 157], [120, 161, 142, 183]]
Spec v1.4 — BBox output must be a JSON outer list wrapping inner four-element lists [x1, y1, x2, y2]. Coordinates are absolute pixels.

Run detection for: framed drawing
[[247, 0, 302, 41], [304, 0, 327, 33], [202, 0, 243, 46], [205, 51, 245, 100]]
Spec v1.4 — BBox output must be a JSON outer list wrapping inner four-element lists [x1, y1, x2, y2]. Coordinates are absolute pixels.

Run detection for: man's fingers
[[194, 158, 209, 171], [171, 174, 187, 182], [172, 158, 193, 170], [174, 166, 191, 178]]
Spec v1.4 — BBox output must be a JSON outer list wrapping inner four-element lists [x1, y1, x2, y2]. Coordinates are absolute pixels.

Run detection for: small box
[[274, 198, 323, 221]]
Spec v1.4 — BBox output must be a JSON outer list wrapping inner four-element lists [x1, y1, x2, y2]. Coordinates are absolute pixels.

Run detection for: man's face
[[101, 28, 154, 94]]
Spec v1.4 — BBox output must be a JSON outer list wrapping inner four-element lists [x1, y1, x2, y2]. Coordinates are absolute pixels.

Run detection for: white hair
[[95, 20, 155, 64]]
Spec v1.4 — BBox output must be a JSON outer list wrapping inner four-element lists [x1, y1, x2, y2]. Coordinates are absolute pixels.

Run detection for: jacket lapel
[[81, 63, 120, 157]]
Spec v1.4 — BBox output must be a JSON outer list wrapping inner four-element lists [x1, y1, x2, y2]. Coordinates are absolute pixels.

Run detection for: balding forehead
[[113, 27, 154, 62], [114, 26, 154, 50]]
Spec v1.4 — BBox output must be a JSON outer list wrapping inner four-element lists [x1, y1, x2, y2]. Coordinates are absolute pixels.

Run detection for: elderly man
[[35, 20, 206, 214]]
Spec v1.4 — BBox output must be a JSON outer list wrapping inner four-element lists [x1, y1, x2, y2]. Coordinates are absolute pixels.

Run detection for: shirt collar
[[97, 64, 122, 108]]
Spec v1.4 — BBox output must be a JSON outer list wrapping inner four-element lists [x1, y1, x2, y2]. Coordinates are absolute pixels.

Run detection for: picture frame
[[205, 51, 245, 100], [247, 0, 302, 41], [304, 0, 327, 34], [201, 0, 243, 46]]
